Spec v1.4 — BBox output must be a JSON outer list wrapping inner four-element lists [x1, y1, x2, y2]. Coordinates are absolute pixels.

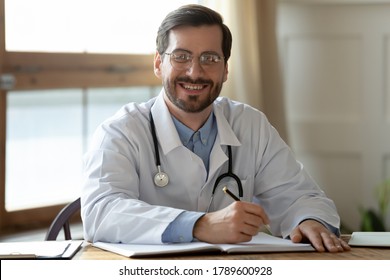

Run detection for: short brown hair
[[156, 4, 232, 63]]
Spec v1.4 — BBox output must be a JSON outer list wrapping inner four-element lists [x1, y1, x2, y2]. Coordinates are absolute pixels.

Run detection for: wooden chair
[[45, 197, 81, 241]]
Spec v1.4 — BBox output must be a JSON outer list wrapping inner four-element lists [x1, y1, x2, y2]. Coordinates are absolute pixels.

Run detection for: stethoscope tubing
[[150, 111, 161, 167], [211, 145, 243, 197], [150, 110, 243, 205]]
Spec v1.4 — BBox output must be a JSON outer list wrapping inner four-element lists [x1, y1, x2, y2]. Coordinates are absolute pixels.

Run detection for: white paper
[[93, 232, 314, 257], [0, 240, 83, 259], [348, 232, 390, 247]]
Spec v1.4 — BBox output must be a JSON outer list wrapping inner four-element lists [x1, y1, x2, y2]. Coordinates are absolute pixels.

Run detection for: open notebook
[[93, 233, 314, 257], [0, 240, 83, 259]]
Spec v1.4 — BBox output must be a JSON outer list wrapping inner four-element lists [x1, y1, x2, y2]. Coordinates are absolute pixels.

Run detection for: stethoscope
[[150, 112, 243, 211], [150, 112, 170, 187]]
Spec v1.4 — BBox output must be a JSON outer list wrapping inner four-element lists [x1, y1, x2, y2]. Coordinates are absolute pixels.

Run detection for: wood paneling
[[2, 52, 159, 90]]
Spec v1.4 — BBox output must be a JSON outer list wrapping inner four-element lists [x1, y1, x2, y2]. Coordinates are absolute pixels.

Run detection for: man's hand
[[193, 201, 269, 244], [290, 219, 351, 252]]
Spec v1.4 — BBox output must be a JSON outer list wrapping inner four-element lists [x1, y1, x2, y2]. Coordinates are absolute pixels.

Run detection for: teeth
[[184, 84, 203, 90]]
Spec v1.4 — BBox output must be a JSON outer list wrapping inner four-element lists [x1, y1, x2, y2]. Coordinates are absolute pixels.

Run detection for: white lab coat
[[81, 91, 340, 244]]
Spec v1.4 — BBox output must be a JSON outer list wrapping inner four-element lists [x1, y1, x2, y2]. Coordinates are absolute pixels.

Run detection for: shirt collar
[[172, 112, 215, 147], [150, 90, 241, 156]]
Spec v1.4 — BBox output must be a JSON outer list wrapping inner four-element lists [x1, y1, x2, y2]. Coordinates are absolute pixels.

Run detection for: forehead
[[167, 25, 223, 53]]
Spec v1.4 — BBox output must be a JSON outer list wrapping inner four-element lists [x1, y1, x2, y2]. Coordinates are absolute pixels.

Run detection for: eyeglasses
[[164, 51, 224, 71]]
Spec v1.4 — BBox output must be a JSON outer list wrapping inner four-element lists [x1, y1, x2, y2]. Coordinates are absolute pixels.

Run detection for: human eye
[[172, 52, 191, 63], [200, 53, 222, 65]]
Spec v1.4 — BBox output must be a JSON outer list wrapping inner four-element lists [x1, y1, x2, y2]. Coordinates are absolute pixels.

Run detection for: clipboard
[[0, 240, 83, 259]]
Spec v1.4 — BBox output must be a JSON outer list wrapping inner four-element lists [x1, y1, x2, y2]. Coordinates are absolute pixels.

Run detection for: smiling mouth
[[179, 83, 208, 91]]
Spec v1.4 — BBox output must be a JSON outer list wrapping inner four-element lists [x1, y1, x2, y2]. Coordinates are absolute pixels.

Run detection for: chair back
[[45, 197, 81, 241]]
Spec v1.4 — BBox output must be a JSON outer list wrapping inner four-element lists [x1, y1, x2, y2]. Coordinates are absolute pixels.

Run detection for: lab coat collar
[[150, 90, 241, 156], [150, 92, 182, 156], [213, 99, 241, 147]]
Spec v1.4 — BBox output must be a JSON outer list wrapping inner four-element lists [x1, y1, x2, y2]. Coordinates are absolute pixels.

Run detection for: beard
[[163, 76, 223, 113]]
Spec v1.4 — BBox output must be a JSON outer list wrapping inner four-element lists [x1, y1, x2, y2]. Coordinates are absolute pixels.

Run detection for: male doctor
[[81, 4, 350, 252]]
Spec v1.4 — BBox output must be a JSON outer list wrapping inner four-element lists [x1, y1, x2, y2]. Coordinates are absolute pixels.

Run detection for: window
[[5, 0, 196, 53], [0, 0, 199, 230], [5, 87, 160, 211]]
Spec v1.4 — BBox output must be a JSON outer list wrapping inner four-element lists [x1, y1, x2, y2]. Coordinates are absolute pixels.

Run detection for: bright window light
[[5, 0, 198, 53]]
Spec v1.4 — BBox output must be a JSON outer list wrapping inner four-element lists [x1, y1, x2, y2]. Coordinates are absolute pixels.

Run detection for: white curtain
[[204, 0, 288, 142]]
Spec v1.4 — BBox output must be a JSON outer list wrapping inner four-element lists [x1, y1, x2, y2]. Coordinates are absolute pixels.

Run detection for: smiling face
[[154, 24, 228, 119]]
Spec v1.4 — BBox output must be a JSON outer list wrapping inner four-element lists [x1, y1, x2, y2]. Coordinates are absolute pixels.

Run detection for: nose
[[185, 58, 205, 77]]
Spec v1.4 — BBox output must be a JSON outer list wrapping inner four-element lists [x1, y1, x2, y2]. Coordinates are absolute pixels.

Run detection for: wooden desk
[[73, 236, 390, 260], [74, 245, 390, 260]]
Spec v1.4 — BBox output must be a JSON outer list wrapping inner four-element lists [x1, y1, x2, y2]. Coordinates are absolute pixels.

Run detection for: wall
[[277, 0, 390, 231]]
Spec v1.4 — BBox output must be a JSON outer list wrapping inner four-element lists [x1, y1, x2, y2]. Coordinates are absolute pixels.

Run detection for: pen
[[222, 186, 240, 201], [222, 186, 273, 235]]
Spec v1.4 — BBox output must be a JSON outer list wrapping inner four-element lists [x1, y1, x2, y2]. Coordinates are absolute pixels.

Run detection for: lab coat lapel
[[208, 101, 241, 179], [150, 93, 242, 180], [213, 100, 241, 146], [150, 92, 182, 155]]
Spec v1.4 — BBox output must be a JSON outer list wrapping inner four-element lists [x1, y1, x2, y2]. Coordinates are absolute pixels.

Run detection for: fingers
[[238, 201, 270, 226], [319, 232, 351, 252], [289, 226, 303, 243], [232, 202, 270, 237], [310, 232, 350, 252], [216, 201, 268, 241], [193, 201, 269, 244], [295, 220, 351, 253]]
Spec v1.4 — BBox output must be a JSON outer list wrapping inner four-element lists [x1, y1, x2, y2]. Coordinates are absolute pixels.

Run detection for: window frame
[[0, 0, 159, 231]]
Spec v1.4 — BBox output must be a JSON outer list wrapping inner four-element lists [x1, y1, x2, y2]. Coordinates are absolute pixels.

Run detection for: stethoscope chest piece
[[154, 166, 169, 187], [150, 112, 169, 187]]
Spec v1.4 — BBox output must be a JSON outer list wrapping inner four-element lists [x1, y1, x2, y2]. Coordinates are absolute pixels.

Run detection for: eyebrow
[[171, 49, 221, 56], [171, 48, 192, 54]]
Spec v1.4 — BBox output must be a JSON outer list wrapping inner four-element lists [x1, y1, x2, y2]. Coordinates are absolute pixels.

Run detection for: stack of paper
[[348, 232, 390, 247]]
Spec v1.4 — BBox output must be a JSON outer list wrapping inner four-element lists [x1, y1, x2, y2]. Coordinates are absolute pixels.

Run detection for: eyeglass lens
[[166, 51, 223, 71]]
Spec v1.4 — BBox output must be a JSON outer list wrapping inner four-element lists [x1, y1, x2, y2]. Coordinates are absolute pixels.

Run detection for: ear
[[223, 62, 229, 82], [154, 51, 163, 79]]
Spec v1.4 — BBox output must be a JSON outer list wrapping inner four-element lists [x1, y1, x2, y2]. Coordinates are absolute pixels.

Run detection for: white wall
[[277, 0, 390, 231]]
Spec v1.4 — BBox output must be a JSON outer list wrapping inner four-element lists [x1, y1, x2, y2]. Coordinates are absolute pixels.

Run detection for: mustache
[[175, 77, 213, 84]]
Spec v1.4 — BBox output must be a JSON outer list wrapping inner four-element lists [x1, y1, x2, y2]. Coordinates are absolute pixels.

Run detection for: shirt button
[[179, 236, 184, 242]]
